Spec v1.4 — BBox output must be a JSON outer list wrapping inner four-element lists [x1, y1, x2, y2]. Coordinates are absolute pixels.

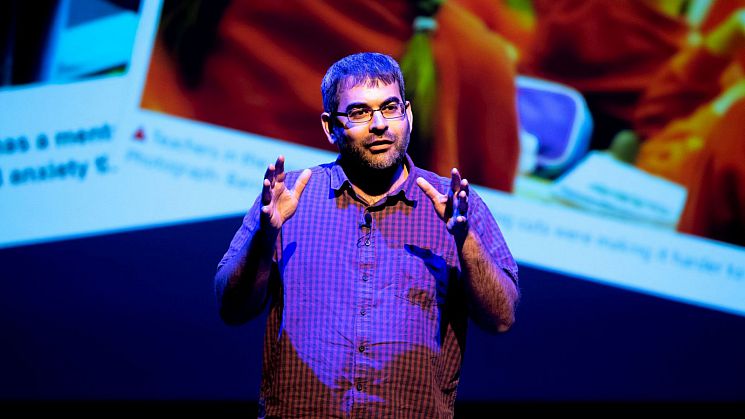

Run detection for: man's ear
[[321, 113, 336, 145], [406, 100, 413, 133]]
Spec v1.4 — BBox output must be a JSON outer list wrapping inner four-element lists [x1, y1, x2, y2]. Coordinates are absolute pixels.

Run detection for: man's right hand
[[261, 155, 312, 231]]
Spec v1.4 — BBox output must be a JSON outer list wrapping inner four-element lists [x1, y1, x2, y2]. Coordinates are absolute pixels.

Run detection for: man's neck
[[341, 159, 409, 205]]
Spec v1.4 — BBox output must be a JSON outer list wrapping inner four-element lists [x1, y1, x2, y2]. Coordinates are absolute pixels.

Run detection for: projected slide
[[0, 0, 140, 246], [2, 0, 744, 317]]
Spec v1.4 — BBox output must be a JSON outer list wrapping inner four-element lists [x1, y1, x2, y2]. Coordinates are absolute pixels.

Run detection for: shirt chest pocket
[[395, 244, 450, 317]]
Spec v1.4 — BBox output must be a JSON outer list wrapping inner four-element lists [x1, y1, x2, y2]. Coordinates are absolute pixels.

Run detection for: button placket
[[354, 206, 374, 399]]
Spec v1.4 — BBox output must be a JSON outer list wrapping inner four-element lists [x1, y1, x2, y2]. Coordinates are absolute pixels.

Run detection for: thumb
[[416, 177, 441, 204], [292, 169, 312, 200]]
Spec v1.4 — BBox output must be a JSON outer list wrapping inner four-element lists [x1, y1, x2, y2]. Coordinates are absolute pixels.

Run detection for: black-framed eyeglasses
[[332, 102, 407, 124]]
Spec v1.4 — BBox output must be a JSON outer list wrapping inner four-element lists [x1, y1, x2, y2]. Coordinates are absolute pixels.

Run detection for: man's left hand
[[416, 168, 469, 240]]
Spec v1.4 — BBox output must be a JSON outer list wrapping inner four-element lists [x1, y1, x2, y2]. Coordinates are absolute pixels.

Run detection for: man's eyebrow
[[343, 97, 401, 111]]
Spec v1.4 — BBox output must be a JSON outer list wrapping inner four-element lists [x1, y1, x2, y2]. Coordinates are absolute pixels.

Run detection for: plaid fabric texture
[[217, 155, 517, 418]]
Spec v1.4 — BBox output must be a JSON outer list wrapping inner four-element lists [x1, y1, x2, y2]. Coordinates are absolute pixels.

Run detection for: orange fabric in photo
[[632, 47, 731, 140], [678, 99, 745, 246], [141, 0, 520, 191], [634, 102, 718, 185], [521, 0, 687, 123]]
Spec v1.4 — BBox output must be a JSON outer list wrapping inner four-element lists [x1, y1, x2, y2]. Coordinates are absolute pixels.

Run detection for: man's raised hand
[[260, 155, 311, 231], [416, 168, 469, 239]]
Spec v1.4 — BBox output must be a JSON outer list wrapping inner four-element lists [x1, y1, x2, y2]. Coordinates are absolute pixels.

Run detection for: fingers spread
[[275, 155, 286, 183], [457, 189, 468, 214], [461, 179, 469, 197], [261, 178, 272, 205], [264, 162, 276, 188], [450, 168, 461, 195], [458, 179, 469, 216]]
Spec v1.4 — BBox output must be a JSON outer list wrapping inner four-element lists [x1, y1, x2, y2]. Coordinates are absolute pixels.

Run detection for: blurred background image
[[141, 0, 745, 244], [1, 0, 140, 88]]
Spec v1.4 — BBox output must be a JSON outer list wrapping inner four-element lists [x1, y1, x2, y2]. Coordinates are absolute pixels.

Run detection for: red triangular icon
[[133, 127, 145, 141]]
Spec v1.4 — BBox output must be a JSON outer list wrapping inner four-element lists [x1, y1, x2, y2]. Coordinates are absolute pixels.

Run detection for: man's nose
[[369, 109, 388, 131]]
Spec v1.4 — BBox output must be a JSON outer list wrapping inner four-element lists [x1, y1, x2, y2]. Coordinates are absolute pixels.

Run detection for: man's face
[[325, 80, 413, 171]]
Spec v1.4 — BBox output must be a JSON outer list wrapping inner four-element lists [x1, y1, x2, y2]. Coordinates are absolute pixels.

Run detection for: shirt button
[[356, 383, 363, 391], [358, 345, 365, 353]]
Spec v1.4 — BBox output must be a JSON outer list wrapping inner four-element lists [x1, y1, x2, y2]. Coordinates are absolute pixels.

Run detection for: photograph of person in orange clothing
[[141, 0, 532, 193], [631, 3, 745, 246], [139, 0, 745, 248]]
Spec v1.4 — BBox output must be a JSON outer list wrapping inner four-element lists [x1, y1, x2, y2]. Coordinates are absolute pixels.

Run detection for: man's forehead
[[338, 78, 401, 106], [339, 77, 399, 94]]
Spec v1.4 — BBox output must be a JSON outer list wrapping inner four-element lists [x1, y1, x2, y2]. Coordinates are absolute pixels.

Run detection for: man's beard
[[335, 129, 410, 171]]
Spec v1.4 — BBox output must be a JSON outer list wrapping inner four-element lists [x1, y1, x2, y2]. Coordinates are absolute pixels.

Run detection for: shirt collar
[[329, 154, 419, 206]]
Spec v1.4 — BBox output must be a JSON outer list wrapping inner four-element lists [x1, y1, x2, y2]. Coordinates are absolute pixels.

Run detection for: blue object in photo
[[516, 75, 593, 179]]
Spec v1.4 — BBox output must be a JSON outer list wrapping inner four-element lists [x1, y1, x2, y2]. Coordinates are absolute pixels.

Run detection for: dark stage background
[[2, 216, 744, 408]]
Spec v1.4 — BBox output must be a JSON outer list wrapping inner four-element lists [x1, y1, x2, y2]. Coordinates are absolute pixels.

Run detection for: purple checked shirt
[[216, 155, 517, 418]]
